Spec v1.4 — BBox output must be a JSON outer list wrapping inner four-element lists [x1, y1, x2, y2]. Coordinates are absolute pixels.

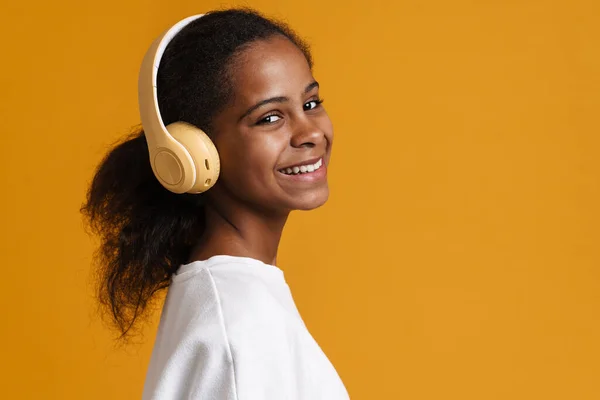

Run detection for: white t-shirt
[[142, 255, 350, 399]]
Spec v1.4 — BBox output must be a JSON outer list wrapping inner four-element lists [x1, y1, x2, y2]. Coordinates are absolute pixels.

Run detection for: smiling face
[[208, 35, 334, 215]]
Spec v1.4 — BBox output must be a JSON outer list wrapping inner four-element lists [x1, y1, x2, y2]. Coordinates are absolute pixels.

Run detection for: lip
[[277, 156, 324, 171], [277, 162, 327, 182]]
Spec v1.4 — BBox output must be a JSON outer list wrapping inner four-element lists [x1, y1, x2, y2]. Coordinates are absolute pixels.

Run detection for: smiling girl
[[81, 8, 349, 400]]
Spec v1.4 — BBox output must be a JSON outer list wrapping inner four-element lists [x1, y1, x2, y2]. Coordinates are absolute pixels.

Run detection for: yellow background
[[1, 0, 598, 398]]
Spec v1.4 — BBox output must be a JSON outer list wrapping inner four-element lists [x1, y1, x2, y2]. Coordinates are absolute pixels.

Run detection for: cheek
[[319, 113, 334, 142], [220, 135, 285, 191]]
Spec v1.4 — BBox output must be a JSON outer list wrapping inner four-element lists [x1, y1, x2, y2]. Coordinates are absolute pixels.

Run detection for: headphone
[[138, 14, 220, 194]]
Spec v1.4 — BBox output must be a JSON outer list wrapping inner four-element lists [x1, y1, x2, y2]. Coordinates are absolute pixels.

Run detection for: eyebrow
[[238, 81, 320, 122]]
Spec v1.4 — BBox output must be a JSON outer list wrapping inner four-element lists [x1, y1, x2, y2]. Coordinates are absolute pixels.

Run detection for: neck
[[188, 200, 288, 266]]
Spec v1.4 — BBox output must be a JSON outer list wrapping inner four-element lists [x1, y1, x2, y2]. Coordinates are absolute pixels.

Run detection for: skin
[[188, 35, 334, 266]]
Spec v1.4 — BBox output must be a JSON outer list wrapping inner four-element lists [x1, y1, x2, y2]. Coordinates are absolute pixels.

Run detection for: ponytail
[[81, 129, 204, 340]]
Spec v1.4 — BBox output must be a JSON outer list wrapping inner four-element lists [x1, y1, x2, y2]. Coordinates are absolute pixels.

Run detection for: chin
[[291, 189, 329, 211]]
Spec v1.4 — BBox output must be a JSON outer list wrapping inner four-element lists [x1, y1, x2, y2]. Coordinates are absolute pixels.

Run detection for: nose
[[290, 116, 326, 149]]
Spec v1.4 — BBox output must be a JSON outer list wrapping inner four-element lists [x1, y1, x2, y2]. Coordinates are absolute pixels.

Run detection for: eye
[[257, 114, 281, 125], [304, 98, 324, 111]]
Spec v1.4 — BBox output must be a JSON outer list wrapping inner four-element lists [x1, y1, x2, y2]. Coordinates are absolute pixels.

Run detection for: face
[[209, 35, 334, 215]]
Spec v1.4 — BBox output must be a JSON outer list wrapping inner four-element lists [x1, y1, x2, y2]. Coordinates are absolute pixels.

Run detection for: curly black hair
[[80, 8, 313, 341]]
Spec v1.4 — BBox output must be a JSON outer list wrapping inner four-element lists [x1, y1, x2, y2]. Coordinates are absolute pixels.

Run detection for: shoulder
[[167, 258, 295, 333], [207, 261, 294, 328]]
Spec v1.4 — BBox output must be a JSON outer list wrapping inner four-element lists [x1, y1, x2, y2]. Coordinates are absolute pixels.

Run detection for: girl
[[82, 8, 349, 399]]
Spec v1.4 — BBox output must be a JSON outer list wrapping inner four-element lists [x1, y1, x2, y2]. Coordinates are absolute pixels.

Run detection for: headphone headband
[[138, 14, 205, 150]]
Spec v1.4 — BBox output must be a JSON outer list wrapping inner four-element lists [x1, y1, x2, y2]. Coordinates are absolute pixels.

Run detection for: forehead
[[228, 36, 314, 104]]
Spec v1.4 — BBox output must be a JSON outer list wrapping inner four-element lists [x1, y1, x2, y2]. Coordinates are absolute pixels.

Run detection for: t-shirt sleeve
[[142, 270, 238, 400]]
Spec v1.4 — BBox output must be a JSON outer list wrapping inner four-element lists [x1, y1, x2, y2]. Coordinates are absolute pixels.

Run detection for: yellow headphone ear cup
[[149, 135, 196, 194], [165, 122, 220, 194]]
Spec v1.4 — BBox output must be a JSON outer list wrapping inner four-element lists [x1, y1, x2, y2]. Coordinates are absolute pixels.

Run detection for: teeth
[[279, 158, 323, 175]]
